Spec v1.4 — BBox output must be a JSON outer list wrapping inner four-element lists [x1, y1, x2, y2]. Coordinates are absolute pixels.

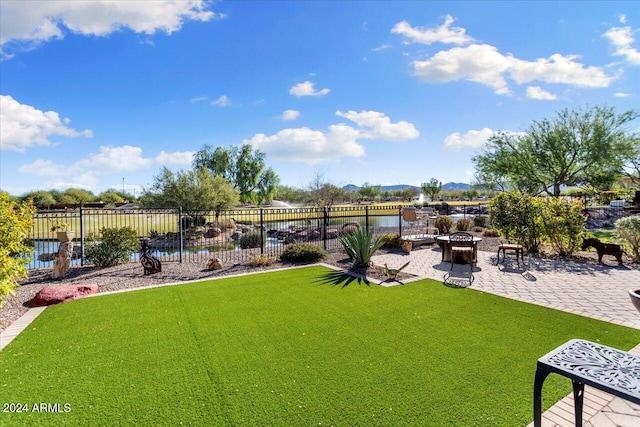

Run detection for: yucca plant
[[339, 229, 385, 268]]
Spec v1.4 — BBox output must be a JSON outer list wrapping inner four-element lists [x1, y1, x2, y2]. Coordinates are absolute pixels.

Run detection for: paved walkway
[[372, 246, 640, 427]]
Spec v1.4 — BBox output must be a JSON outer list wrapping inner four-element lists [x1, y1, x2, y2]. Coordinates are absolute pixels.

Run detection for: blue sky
[[1, 1, 638, 197]]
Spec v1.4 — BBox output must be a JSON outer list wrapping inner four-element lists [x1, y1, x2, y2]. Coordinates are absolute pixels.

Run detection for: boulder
[[204, 227, 222, 238], [31, 285, 99, 307]]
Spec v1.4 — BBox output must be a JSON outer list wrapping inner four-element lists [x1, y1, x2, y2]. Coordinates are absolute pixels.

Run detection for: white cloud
[[411, 44, 614, 95], [212, 95, 231, 107], [603, 25, 640, 65], [0, 0, 215, 58], [397, 16, 616, 95], [614, 92, 630, 97], [391, 15, 474, 46], [526, 86, 558, 100], [0, 95, 93, 152], [443, 128, 495, 150], [412, 44, 512, 95], [17, 159, 65, 177], [245, 110, 419, 163], [190, 96, 208, 103], [72, 145, 194, 172], [372, 44, 392, 52], [246, 127, 364, 163], [154, 150, 194, 165], [280, 109, 300, 121], [508, 54, 615, 87], [619, 15, 627, 25], [74, 145, 154, 171], [289, 81, 330, 97], [335, 110, 419, 140]]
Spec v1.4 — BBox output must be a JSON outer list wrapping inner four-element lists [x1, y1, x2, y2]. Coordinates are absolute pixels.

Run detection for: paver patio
[[372, 246, 640, 427]]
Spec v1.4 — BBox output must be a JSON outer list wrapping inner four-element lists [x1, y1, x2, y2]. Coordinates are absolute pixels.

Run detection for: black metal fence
[[29, 203, 490, 269]]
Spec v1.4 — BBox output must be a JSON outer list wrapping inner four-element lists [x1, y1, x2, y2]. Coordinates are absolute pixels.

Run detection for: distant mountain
[[344, 182, 471, 192], [442, 182, 471, 191]]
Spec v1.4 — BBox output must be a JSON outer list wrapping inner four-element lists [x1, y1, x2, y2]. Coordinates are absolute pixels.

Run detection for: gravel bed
[[2, 233, 635, 333]]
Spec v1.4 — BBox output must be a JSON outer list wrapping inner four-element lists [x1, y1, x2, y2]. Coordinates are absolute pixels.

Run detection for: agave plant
[[339, 229, 385, 268]]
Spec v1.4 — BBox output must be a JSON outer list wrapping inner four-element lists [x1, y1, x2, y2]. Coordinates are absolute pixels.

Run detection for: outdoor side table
[[533, 339, 640, 427]]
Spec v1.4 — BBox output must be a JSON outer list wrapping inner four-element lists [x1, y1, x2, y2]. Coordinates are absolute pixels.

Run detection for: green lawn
[[2, 266, 639, 426]]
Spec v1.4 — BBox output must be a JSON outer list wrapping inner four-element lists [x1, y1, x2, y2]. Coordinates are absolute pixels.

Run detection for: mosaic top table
[[533, 339, 640, 427]]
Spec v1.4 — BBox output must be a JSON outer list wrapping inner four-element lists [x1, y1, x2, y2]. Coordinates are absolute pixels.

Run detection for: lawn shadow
[[314, 270, 370, 288]]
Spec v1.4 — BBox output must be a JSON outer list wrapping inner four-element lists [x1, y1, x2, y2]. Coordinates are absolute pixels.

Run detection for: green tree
[[60, 188, 96, 205], [473, 106, 638, 196], [20, 190, 56, 207], [192, 144, 279, 204], [307, 172, 346, 208], [275, 185, 307, 203], [98, 189, 137, 204], [141, 167, 239, 211], [98, 190, 125, 204], [0, 192, 35, 307], [421, 178, 442, 201], [357, 183, 382, 201]]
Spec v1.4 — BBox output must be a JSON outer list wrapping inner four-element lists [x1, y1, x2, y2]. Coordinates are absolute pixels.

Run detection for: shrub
[[473, 226, 484, 233], [239, 232, 262, 249], [455, 218, 472, 231], [247, 254, 277, 267], [378, 233, 402, 248], [280, 243, 328, 263], [0, 193, 35, 308], [489, 191, 542, 252], [473, 215, 487, 228], [339, 229, 385, 268], [85, 226, 140, 267], [615, 216, 640, 262], [482, 228, 500, 237], [538, 198, 586, 256], [434, 215, 453, 234]]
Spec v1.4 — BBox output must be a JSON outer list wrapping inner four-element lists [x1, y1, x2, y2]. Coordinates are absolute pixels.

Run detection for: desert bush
[[85, 227, 140, 267], [434, 215, 453, 234], [378, 233, 402, 248], [339, 229, 385, 268], [280, 243, 328, 263], [239, 232, 262, 249], [473, 215, 487, 228], [0, 193, 35, 308], [538, 198, 586, 256], [489, 191, 542, 252], [455, 218, 472, 231], [482, 228, 500, 237], [615, 216, 640, 262], [473, 226, 484, 233], [247, 254, 277, 267]]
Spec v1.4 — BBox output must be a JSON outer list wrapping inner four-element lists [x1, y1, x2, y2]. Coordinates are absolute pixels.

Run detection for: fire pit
[[630, 290, 640, 314]]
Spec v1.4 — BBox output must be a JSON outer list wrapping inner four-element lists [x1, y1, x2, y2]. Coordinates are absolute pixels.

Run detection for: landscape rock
[[30, 285, 99, 307]]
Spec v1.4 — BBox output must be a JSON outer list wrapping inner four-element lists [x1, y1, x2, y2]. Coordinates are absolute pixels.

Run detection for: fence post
[[80, 206, 85, 266], [260, 208, 264, 255], [365, 205, 370, 234], [323, 207, 328, 250], [178, 207, 183, 263]]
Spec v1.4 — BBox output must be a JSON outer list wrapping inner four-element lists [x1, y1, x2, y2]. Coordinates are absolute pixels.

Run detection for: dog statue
[[581, 238, 624, 266]]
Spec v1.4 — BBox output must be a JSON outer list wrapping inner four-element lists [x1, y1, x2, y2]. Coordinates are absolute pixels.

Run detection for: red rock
[[30, 285, 99, 307]]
